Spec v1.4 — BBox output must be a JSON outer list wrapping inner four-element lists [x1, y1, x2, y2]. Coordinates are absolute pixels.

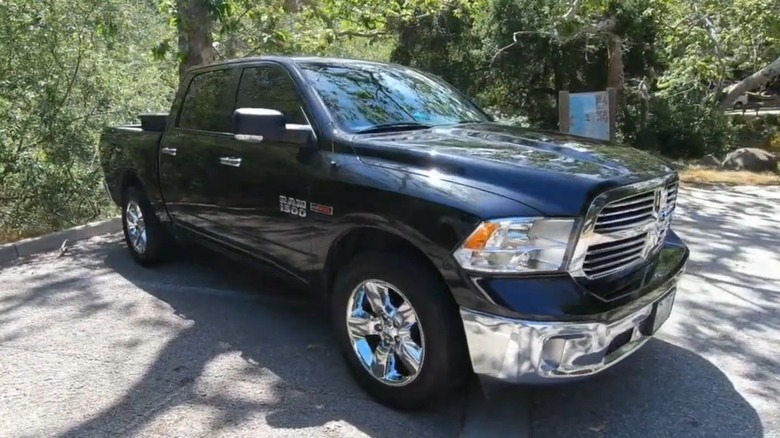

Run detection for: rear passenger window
[[236, 66, 308, 125], [178, 69, 233, 132]]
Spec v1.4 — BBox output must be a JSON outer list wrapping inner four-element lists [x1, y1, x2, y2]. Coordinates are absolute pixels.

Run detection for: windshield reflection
[[299, 61, 490, 133]]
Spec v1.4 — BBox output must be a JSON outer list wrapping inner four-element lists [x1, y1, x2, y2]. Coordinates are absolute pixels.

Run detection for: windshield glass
[[298, 61, 491, 133]]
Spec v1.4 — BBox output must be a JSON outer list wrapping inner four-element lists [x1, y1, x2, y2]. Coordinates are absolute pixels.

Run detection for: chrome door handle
[[161, 147, 177, 157], [219, 157, 242, 167]]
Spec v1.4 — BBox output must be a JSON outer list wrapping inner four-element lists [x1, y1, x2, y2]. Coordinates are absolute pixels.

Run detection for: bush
[[730, 114, 780, 152], [638, 97, 733, 159]]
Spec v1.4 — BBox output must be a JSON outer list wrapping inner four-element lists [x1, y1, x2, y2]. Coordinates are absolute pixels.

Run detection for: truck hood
[[351, 122, 675, 216]]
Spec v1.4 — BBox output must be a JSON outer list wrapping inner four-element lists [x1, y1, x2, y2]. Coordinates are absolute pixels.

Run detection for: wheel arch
[[321, 225, 452, 303], [107, 167, 149, 206]]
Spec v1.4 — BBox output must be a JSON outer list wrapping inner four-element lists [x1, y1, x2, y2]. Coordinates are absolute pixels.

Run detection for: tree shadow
[[524, 339, 763, 437], [669, 185, 780, 408], [1, 185, 776, 436], [39, 239, 467, 437]]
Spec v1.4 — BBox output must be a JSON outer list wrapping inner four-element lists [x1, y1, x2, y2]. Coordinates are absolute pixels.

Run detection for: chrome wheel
[[345, 279, 425, 387], [125, 200, 147, 254]]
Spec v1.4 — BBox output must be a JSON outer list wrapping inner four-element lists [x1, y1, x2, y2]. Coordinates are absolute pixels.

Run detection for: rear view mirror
[[233, 107, 316, 148]]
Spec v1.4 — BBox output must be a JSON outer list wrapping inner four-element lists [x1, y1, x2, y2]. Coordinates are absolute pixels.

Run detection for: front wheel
[[330, 252, 469, 409]]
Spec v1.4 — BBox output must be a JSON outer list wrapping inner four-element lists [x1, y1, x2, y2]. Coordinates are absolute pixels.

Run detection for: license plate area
[[643, 288, 676, 335]]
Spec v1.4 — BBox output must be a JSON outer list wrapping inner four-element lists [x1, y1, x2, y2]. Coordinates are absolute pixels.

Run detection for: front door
[[159, 67, 236, 238], [212, 63, 320, 278]]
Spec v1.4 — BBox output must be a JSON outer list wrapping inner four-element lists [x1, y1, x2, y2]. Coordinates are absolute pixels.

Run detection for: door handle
[[219, 157, 242, 167], [161, 147, 177, 157]]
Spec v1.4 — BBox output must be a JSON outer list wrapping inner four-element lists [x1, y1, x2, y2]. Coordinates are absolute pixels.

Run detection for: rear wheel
[[122, 186, 170, 265], [330, 252, 469, 409]]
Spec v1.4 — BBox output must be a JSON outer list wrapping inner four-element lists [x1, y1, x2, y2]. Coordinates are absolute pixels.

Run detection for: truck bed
[[98, 124, 164, 206]]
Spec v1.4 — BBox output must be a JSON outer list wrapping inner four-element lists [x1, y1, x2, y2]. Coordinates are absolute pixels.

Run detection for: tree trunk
[[606, 33, 624, 90], [721, 55, 780, 108], [176, 0, 216, 81]]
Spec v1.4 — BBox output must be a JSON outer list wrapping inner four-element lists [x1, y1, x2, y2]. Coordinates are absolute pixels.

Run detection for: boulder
[[702, 154, 720, 167], [721, 148, 779, 172]]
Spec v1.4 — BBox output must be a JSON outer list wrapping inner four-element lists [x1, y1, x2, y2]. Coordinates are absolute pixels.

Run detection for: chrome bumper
[[460, 279, 680, 384]]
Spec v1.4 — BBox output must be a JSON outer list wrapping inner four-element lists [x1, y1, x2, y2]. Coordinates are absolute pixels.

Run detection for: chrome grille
[[570, 176, 679, 281], [594, 192, 655, 233], [583, 233, 646, 278]]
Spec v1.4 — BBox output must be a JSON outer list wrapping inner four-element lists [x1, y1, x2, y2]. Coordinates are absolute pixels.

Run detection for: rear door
[[211, 63, 320, 278], [159, 67, 238, 237]]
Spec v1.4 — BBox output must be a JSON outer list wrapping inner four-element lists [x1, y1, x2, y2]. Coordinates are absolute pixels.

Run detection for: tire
[[330, 252, 469, 409], [121, 185, 170, 266]]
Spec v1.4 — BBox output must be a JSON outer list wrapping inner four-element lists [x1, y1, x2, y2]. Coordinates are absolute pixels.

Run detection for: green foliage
[[730, 113, 780, 151], [640, 93, 734, 159], [388, 0, 780, 157], [0, 0, 175, 238], [2, 0, 780, 241]]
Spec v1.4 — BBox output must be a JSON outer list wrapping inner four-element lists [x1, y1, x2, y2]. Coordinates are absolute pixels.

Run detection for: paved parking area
[[1, 185, 778, 437]]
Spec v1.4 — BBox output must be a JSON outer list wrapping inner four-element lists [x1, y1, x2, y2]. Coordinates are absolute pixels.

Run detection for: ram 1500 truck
[[99, 56, 689, 410]]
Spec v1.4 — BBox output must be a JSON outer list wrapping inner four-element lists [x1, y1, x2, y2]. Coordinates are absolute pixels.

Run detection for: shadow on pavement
[[45, 237, 762, 438], [524, 339, 763, 438], [54, 240, 466, 437], [8, 182, 774, 437]]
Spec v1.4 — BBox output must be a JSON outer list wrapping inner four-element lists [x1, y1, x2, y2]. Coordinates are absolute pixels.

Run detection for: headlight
[[453, 217, 575, 273]]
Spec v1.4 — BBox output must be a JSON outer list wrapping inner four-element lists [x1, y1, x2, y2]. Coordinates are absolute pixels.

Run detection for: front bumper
[[460, 255, 685, 383]]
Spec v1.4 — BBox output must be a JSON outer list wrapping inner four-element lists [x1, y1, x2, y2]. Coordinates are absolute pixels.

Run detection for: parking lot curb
[[0, 217, 121, 263]]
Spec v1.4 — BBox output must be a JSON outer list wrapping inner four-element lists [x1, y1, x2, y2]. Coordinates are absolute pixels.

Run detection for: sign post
[[559, 88, 617, 142]]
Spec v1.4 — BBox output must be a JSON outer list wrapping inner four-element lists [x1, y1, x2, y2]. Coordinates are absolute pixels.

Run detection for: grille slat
[[604, 194, 655, 209], [587, 234, 646, 255], [580, 180, 678, 280], [599, 204, 654, 217], [583, 233, 646, 275], [584, 252, 643, 274], [595, 211, 654, 227], [584, 246, 643, 265]]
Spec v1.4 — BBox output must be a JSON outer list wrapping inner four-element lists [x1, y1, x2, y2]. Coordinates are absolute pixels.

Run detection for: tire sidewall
[[121, 186, 163, 265], [330, 253, 467, 409]]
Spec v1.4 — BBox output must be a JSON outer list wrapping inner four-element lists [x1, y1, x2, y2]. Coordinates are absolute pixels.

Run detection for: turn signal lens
[[463, 222, 500, 249], [453, 217, 574, 273]]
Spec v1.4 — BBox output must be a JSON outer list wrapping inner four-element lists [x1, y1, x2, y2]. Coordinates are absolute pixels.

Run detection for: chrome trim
[[161, 147, 177, 156], [219, 156, 243, 167], [568, 174, 678, 280], [459, 265, 684, 383]]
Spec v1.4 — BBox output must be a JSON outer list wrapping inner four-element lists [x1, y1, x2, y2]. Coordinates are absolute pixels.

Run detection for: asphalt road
[[1, 185, 779, 438]]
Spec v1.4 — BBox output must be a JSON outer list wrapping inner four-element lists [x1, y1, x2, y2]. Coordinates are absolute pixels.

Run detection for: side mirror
[[233, 108, 285, 136], [233, 107, 316, 148]]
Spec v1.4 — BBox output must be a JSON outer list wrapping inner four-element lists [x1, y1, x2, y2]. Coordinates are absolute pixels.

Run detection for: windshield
[[298, 61, 491, 133]]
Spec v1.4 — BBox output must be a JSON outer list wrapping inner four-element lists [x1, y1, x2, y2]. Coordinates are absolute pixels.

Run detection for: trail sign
[[558, 89, 618, 142]]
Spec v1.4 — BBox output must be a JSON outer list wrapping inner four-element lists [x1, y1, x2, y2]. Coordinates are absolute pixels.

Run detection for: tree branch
[[336, 30, 389, 38], [491, 17, 616, 65], [721, 54, 780, 108], [490, 31, 549, 64], [693, 5, 722, 58], [562, 0, 583, 20]]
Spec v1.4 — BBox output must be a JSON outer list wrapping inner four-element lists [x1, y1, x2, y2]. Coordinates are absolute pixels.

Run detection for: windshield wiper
[[356, 122, 432, 134]]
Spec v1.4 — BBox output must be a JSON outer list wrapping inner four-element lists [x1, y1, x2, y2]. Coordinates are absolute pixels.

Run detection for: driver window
[[236, 65, 308, 125]]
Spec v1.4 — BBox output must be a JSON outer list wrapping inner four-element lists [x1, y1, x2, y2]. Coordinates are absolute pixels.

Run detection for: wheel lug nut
[[374, 324, 383, 332]]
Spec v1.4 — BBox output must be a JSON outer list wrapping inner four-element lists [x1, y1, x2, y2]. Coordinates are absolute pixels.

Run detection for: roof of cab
[[189, 55, 400, 73]]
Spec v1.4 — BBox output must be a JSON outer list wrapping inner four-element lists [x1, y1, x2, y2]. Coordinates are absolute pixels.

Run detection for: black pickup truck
[[99, 56, 689, 409]]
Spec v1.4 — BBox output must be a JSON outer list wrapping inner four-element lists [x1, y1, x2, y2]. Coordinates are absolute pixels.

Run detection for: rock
[[721, 148, 779, 172], [702, 154, 720, 167]]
